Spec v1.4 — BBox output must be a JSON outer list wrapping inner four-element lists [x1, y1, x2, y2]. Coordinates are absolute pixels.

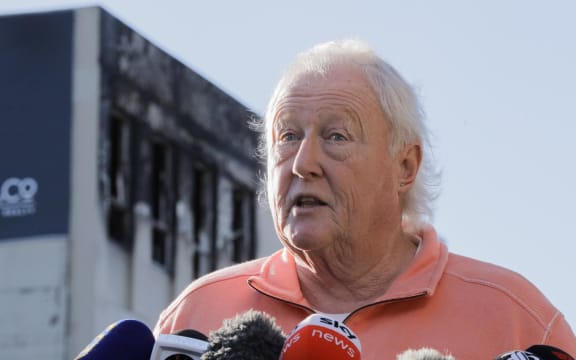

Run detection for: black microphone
[[201, 309, 286, 360], [150, 328, 209, 359], [495, 344, 575, 360], [526, 345, 575, 360], [397, 348, 455, 360], [74, 319, 155, 360]]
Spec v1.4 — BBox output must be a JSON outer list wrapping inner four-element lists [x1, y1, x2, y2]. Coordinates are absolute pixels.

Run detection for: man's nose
[[292, 136, 323, 179]]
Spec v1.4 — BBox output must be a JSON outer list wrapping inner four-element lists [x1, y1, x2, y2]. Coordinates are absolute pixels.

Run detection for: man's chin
[[284, 229, 332, 252]]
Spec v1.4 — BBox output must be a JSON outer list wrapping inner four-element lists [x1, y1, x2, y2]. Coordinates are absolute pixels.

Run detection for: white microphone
[[150, 329, 209, 360]]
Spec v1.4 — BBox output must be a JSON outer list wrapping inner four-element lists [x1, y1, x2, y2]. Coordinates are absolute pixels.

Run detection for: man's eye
[[279, 132, 298, 142], [328, 132, 347, 141]]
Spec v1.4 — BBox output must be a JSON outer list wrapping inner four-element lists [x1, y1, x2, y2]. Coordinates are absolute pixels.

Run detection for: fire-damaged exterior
[[0, 6, 275, 359], [97, 7, 261, 278]]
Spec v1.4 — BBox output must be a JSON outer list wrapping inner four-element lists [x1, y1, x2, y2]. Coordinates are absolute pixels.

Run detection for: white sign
[[0, 177, 38, 217]]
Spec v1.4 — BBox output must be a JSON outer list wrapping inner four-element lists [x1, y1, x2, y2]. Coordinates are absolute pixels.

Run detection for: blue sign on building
[[0, 10, 73, 239]]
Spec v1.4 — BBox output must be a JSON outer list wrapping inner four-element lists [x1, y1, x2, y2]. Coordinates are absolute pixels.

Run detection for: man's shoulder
[[445, 252, 542, 294], [187, 256, 269, 291], [154, 256, 271, 334], [444, 252, 557, 320]]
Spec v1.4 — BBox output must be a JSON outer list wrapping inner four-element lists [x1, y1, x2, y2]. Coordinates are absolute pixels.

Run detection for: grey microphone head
[[397, 348, 456, 360], [201, 309, 286, 360]]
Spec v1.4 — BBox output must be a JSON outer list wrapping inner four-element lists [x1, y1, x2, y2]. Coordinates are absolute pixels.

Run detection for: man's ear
[[398, 143, 422, 192]]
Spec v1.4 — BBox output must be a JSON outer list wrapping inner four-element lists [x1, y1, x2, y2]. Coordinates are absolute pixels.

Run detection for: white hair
[[397, 348, 455, 360], [252, 38, 440, 228]]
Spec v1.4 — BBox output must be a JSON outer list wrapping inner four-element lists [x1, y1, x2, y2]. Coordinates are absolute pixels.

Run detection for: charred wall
[[96, 9, 261, 276]]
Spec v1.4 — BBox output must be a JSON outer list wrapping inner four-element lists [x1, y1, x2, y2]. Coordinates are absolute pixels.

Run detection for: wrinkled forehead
[[287, 63, 371, 94], [268, 64, 380, 120], [266, 64, 391, 148]]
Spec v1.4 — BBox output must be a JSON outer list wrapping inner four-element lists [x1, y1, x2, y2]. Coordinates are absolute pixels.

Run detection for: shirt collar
[[248, 225, 449, 307]]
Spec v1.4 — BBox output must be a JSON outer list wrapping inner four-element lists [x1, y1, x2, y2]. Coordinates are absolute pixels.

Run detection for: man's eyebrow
[[272, 115, 293, 131], [318, 108, 365, 134]]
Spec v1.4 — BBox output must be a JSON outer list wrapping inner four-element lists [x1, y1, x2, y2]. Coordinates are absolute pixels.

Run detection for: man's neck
[[294, 231, 419, 313]]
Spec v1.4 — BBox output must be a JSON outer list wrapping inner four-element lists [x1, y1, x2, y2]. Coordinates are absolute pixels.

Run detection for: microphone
[[201, 309, 286, 360], [150, 328, 209, 360], [397, 348, 455, 360], [151, 310, 284, 360], [495, 344, 575, 360], [74, 319, 155, 360], [526, 345, 575, 360], [279, 313, 362, 359]]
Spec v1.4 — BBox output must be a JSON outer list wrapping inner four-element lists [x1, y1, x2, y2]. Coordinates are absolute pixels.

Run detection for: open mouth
[[294, 195, 327, 208]]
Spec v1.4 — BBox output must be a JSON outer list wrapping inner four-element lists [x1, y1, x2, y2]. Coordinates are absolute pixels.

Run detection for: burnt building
[[0, 6, 276, 359]]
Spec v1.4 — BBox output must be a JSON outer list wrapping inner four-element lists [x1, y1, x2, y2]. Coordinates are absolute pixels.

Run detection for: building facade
[[0, 7, 278, 359]]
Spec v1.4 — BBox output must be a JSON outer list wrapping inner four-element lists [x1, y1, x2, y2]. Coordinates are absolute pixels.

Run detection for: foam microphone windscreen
[[74, 319, 155, 360], [201, 309, 286, 360], [279, 314, 362, 359], [397, 348, 455, 360]]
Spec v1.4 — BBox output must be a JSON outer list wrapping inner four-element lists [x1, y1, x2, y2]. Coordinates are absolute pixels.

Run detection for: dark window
[[106, 113, 133, 249], [150, 139, 176, 272], [231, 187, 257, 263], [192, 166, 217, 278]]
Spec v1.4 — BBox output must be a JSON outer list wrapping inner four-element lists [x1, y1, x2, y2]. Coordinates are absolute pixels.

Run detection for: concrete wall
[[0, 236, 68, 358]]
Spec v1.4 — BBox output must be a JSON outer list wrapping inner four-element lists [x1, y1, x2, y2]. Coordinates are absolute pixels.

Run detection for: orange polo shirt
[[154, 226, 576, 359]]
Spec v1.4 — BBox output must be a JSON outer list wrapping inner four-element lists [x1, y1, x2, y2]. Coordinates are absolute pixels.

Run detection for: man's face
[[267, 65, 404, 254]]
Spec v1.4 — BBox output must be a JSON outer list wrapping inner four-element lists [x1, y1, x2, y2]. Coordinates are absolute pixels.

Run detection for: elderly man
[[154, 39, 576, 359]]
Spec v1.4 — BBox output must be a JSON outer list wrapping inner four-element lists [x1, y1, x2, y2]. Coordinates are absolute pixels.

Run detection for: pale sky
[[2, 0, 575, 328]]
